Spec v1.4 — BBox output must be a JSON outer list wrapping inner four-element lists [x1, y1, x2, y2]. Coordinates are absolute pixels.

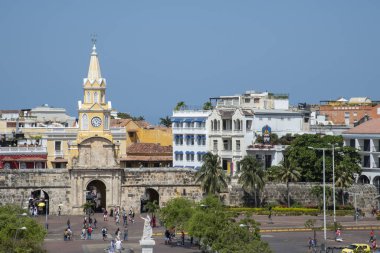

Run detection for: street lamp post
[[45, 199, 48, 230], [328, 143, 339, 228], [309, 147, 327, 250]]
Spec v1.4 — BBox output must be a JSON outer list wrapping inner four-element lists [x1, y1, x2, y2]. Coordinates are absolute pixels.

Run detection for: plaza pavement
[[39, 212, 380, 253]]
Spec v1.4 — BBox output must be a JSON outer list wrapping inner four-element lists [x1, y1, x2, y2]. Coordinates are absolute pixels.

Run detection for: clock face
[[91, 117, 102, 127]]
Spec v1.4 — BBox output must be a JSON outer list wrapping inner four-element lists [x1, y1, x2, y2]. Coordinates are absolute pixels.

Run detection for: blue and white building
[[172, 110, 211, 169]]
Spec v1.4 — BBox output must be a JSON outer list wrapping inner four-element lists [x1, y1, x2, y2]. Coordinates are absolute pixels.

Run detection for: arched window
[[374, 176, 380, 195], [82, 114, 88, 130], [101, 92, 105, 103], [87, 92, 91, 103], [104, 115, 109, 130], [94, 92, 99, 103]]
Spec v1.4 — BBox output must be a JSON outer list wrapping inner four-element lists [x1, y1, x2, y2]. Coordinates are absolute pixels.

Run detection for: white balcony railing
[[54, 150, 64, 158], [0, 146, 47, 154]]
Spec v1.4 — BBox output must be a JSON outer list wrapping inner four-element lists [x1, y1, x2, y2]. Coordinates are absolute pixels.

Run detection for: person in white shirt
[[115, 239, 122, 253]]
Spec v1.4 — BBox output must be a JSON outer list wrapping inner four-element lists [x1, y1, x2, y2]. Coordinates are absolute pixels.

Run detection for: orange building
[[319, 97, 380, 126]]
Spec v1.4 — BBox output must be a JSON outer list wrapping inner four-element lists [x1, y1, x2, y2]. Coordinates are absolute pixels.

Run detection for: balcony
[[54, 150, 64, 158], [0, 146, 47, 155]]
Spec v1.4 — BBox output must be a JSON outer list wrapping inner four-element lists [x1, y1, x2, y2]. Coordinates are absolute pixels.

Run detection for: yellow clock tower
[[77, 43, 112, 144], [71, 42, 119, 169]]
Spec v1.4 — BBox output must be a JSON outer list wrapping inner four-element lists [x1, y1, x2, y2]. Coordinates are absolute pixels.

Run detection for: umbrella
[[58, 204, 63, 207], [37, 202, 45, 207]]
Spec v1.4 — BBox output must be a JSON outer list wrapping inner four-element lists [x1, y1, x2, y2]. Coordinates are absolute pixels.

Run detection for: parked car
[[341, 243, 370, 253]]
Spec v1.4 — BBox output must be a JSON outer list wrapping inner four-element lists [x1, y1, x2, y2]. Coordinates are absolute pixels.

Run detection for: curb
[[260, 226, 380, 233]]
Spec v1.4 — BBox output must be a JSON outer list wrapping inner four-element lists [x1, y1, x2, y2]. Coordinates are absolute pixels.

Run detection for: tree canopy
[[0, 204, 46, 253], [284, 134, 361, 182], [195, 152, 228, 195]]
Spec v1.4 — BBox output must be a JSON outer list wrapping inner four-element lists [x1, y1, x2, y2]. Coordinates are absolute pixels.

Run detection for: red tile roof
[[344, 118, 380, 134], [126, 143, 172, 155], [119, 155, 172, 162]]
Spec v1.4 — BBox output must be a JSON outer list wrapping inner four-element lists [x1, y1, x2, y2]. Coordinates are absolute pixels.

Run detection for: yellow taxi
[[341, 243, 371, 253]]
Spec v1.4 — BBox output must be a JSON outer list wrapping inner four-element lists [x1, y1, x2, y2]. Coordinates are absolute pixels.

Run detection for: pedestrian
[[102, 227, 108, 241], [181, 230, 185, 245], [108, 239, 115, 253], [110, 208, 114, 217], [115, 227, 121, 240], [104, 209, 108, 221], [370, 229, 375, 242], [115, 239, 122, 253], [67, 219, 71, 229], [64, 228, 68, 241], [132, 209, 135, 223], [58, 206, 61, 216], [123, 225, 128, 241], [67, 228, 72, 241], [94, 218, 97, 229], [165, 229, 170, 245], [372, 239, 377, 251], [81, 228, 86, 240], [116, 214, 120, 225], [87, 226, 93, 240], [152, 215, 156, 228], [89, 217, 93, 227]]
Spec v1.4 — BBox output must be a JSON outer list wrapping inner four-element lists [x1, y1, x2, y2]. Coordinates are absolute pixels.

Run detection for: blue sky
[[1, 1, 379, 124]]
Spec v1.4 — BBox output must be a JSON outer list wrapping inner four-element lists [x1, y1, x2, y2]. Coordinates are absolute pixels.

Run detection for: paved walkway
[[40, 213, 201, 253]]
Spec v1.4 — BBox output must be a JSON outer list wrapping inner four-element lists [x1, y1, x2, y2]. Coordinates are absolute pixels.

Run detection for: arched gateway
[[86, 180, 106, 212], [141, 188, 159, 213]]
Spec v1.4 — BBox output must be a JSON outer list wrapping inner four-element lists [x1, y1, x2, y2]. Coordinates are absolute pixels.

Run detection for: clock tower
[[71, 42, 119, 169], [77, 43, 112, 144]]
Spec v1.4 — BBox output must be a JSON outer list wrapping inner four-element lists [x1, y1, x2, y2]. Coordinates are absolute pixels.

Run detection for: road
[[39, 213, 380, 253]]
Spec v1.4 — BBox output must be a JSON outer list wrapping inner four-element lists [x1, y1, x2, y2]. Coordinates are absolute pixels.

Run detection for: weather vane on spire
[[90, 33, 98, 54], [91, 33, 97, 46]]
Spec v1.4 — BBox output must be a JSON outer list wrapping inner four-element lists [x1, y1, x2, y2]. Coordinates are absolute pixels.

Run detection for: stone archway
[[358, 175, 370, 184], [30, 189, 49, 215], [374, 177, 380, 195], [86, 180, 106, 212], [140, 188, 159, 213]]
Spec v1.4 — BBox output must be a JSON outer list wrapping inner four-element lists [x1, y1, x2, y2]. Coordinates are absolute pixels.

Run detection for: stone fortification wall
[[227, 181, 378, 212], [121, 168, 203, 211], [0, 170, 71, 215]]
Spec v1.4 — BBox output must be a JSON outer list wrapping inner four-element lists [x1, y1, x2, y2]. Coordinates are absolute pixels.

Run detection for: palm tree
[[202, 101, 213, 110], [269, 157, 301, 207], [238, 155, 265, 207], [174, 101, 186, 111], [195, 152, 228, 195], [335, 168, 354, 206], [159, 116, 172, 127]]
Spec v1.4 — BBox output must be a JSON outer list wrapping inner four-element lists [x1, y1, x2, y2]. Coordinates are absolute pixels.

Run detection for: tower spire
[[88, 35, 102, 81]]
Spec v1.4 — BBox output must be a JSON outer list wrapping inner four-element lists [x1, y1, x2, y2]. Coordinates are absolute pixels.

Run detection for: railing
[[0, 146, 47, 154], [54, 150, 64, 158]]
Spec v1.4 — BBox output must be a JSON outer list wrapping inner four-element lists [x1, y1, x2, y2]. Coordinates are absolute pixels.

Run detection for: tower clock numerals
[[91, 117, 102, 127]]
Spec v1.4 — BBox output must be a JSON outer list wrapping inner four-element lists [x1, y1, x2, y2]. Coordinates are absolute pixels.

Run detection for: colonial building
[[342, 118, 380, 194], [172, 110, 210, 169]]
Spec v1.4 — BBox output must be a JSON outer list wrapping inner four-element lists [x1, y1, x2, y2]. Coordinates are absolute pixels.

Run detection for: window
[[265, 155, 272, 169], [104, 115, 109, 130], [254, 98, 260, 103], [246, 120, 252, 130], [186, 153, 194, 161], [244, 98, 250, 103], [94, 92, 99, 103], [363, 155, 370, 167], [236, 140, 240, 151], [223, 139, 231, 151], [87, 92, 91, 103], [197, 135, 206, 146], [20, 162, 26, 169], [55, 141, 61, 151], [364, 139, 370, 151], [353, 112, 357, 117], [175, 135, 183, 145], [82, 114, 88, 130], [175, 153, 183, 161], [197, 153, 204, 161], [186, 135, 194, 145], [350, 139, 355, 148], [213, 140, 218, 151], [222, 119, 232, 131]]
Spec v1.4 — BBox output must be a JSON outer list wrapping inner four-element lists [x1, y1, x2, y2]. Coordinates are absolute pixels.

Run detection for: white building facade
[[172, 110, 210, 169], [342, 118, 380, 195]]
